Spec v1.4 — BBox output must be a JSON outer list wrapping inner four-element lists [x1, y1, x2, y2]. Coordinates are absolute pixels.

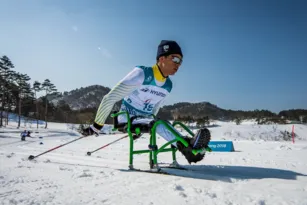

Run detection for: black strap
[[112, 110, 157, 133]]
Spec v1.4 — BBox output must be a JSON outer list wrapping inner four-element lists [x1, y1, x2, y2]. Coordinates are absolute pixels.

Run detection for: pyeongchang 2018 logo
[[140, 88, 166, 97]]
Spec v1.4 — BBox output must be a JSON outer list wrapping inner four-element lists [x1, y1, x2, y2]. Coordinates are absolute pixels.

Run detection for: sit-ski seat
[[110, 110, 211, 171]]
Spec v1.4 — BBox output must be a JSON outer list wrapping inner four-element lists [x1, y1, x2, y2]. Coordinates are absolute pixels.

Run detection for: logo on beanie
[[163, 45, 169, 52]]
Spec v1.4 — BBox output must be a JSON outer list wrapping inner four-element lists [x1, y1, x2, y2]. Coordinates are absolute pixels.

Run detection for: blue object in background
[[5, 112, 46, 125], [208, 141, 235, 152]]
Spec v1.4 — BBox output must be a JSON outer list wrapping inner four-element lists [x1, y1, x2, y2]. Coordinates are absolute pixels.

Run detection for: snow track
[[1, 122, 307, 205]]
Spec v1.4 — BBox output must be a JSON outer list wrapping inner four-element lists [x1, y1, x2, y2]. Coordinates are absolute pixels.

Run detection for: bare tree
[[171, 109, 180, 121]]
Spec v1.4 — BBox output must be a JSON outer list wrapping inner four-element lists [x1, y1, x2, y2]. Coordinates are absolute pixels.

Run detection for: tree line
[[0, 55, 57, 128], [159, 103, 307, 124], [1, 55, 306, 128]]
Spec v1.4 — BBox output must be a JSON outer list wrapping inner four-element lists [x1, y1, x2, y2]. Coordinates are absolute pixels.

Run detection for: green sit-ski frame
[[111, 111, 210, 171]]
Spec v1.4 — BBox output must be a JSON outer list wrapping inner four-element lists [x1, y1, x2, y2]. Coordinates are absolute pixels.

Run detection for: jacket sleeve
[[93, 67, 145, 129]]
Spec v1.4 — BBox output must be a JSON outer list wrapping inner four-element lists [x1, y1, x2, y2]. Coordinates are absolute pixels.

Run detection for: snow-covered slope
[[1, 121, 307, 205]]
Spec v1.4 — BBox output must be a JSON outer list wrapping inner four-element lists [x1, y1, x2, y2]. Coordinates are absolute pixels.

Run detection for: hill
[[46, 85, 111, 110], [40, 85, 307, 123]]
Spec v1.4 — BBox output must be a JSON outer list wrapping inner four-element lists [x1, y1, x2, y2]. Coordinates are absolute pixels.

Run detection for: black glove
[[82, 125, 100, 137]]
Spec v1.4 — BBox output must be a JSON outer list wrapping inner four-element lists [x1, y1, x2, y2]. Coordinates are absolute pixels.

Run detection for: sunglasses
[[170, 56, 183, 64]]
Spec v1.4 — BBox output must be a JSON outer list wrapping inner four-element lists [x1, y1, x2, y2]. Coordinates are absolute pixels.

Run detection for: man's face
[[159, 54, 183, 76]]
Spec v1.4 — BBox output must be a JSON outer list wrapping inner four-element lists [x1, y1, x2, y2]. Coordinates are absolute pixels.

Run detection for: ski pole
[[87, 135, 128, 156], [28, 136, 87, 160]]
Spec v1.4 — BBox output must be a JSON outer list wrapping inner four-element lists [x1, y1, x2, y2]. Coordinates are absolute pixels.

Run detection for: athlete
[[82, 40, 211, 164], [20, 130, 32, 141]]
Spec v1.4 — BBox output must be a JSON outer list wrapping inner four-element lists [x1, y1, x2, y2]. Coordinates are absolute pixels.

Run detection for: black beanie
[[156, 40, 183, 60]]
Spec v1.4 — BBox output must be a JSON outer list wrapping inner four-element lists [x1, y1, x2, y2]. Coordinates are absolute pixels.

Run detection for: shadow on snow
[[158, 164, 307, 182]]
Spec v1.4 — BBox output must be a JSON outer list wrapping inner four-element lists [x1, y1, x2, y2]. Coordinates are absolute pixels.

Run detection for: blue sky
[[0, 0, 306, 113]]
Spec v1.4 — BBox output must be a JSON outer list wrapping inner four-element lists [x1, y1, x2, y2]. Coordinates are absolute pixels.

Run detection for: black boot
[[176, 128, 211, 164], [190, 128, 211, 149]]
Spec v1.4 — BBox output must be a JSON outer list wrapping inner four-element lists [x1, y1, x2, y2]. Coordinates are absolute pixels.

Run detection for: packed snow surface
[[1, 120, 307, 205]]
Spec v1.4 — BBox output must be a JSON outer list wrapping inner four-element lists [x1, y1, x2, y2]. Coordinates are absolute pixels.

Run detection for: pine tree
[[33, 81, 42, 128], [0, 56, 15, 127], [42, 79, 57, 129], [13, 72, 32, 128]]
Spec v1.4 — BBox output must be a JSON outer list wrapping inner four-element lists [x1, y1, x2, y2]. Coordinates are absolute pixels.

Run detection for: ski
[[159, 165, 189, 170], [118, 168, 171, 175], [118, 165, 192, 176]]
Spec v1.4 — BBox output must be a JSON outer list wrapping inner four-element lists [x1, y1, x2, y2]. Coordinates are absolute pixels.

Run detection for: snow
[[1, 120, 307, 205]]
